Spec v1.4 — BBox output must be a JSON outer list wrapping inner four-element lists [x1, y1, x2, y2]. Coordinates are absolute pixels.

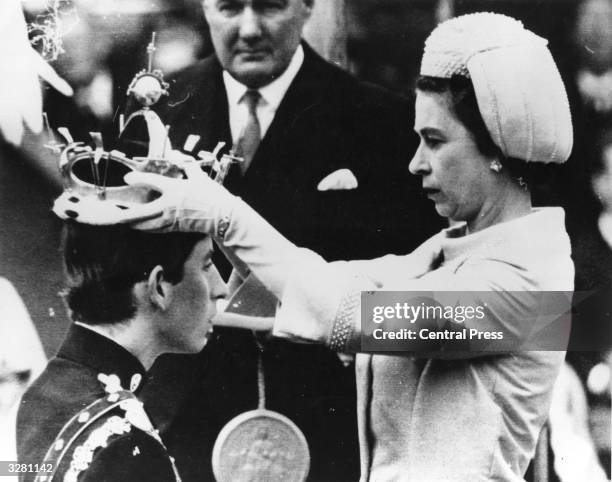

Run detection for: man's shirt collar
[[223, 45, 305, 110]]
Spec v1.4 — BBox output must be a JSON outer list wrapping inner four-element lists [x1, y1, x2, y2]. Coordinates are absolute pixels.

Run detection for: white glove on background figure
[[0, 0, 73, 146]]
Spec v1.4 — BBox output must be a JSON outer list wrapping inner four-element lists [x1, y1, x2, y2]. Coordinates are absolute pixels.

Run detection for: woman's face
[[409, 89, 496, 222]]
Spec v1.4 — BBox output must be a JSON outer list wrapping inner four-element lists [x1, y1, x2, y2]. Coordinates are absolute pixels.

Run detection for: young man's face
[[162, 238, 227, 353], [203, 0, 312, 88]]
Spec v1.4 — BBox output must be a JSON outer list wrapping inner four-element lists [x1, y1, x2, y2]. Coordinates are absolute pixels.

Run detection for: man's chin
[[188, 338, 211, 354], [187, 325, 214, 353]]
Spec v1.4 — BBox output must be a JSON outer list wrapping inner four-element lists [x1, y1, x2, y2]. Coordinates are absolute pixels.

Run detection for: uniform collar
[[222, 44, 305, 110], [57, 323, 148, 393]]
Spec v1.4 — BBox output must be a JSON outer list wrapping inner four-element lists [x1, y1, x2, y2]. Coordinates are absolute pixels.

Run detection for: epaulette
[[34, 373, 181, 482]]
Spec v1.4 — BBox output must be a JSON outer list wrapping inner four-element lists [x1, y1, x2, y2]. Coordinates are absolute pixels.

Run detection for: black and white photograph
[[0, 0, 611, 481]]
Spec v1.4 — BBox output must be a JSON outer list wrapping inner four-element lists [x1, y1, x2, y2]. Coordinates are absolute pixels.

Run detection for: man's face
[[162, 238, 227, 353], [203, 0, 313, 88]]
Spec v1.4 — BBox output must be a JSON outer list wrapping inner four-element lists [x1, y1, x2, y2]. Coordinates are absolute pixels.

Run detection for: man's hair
[[62, 222, 205, 325], [416, 75, 532, 184]]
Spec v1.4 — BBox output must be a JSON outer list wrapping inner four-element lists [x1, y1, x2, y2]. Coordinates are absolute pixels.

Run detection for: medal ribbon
[[255, 335, 266, 410]]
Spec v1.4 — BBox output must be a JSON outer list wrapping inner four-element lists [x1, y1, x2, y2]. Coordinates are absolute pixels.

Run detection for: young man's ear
[[147, 265, 171, 310]]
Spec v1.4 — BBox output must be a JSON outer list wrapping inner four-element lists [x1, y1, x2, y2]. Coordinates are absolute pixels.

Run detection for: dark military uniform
[[17, 324, 180, 482]]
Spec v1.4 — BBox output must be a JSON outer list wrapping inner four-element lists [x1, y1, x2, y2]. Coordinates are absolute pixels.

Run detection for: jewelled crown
[[49, 33, 242, 225]]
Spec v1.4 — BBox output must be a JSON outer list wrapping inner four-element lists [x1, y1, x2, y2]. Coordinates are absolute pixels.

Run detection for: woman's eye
[[203, 261, 214, 272], [424, 136, 442, 148]]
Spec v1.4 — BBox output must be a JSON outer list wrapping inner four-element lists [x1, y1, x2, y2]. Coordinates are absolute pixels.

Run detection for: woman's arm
[[275, 257, 571, 358], [122, 171, 566, 358]]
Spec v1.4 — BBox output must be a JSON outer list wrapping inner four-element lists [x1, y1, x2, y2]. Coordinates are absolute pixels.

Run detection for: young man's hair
[[62, 222, 205, 325]]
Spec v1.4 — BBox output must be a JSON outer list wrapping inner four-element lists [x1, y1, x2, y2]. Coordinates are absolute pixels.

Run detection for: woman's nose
[[408, 143, 430, 175]]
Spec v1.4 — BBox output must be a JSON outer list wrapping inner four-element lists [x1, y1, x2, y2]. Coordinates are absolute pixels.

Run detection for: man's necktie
[[235, 89, 261, 174]]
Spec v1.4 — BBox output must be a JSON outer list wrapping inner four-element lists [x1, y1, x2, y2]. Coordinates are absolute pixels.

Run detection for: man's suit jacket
[[140, 44, 442, 481]]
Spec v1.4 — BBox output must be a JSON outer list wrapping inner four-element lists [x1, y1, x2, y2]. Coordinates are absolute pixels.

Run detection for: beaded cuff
[[328, 291, 360, 352]]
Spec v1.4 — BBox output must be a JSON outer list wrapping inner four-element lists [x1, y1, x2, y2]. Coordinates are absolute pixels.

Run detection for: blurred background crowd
[[1, 0, 611, 480]]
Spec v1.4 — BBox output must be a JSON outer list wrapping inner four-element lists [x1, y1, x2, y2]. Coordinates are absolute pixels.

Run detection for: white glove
[[123, 163, 238, 235], [0, 0, 73, 146], [126, 165, 371, 347], [125, 166, 321, 298]]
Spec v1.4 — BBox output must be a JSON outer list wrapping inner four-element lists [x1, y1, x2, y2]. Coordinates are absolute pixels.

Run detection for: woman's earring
[[489, 159, 503, 172]]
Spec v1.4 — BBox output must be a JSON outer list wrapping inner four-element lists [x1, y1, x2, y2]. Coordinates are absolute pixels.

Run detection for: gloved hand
[[125, 166, 323, 298], [123, 162, 238, 235], [0, 0, 73, 146]]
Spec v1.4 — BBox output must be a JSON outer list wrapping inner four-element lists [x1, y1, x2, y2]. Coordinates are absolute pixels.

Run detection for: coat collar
[[57, 323, 147, 392], [209, 41, 333, 186], [440, 207, 571, 262], [164, 41, 344, 162]]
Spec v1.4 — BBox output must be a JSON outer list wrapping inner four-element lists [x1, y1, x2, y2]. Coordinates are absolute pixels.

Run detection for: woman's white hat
[[420, 12, 573, 164]]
